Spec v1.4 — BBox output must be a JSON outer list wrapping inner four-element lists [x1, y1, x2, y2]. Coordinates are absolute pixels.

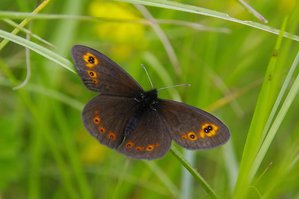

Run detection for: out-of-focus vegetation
[[0, 0, 299, 198]]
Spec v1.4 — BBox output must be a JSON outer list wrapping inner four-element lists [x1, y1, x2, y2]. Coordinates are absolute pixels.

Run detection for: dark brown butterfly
[[71, 45, 230, 160]]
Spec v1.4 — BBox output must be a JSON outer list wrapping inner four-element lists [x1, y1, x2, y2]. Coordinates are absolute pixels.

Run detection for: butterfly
[[71, 45, 230, 160]]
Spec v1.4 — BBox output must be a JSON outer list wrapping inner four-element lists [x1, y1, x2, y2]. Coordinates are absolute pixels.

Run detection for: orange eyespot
[[92, 79, 99, 85], [187, 132, 198, 141], [181, 134, 187, 139], [107, 132, 116, 140], [146, 144, 154, 152], [135, 146, 144, 151], [199, 123, 218, 138], [125, 141, 134, 149], [83, 52, 99, 67], [93, 116, 101, 125], [99, 127, 106, 133], [88, 70, 97, 78]]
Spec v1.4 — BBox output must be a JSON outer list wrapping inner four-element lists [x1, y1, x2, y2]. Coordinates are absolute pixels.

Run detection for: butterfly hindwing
[[159, 99, 230, 149], [118, 110, 172, 160], [71, 45, 143, 97], [82, 95, 138, 148]]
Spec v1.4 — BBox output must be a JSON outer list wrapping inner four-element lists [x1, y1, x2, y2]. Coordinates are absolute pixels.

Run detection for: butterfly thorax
[[123, 89, 159, 138], [135, 89, 159, 111]]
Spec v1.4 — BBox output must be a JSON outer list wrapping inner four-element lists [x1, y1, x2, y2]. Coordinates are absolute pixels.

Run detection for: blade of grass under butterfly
[[170, 146, 218, 199]]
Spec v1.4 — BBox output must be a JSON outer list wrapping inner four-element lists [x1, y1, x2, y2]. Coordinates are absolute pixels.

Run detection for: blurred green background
[[1, 0, 299, 199]]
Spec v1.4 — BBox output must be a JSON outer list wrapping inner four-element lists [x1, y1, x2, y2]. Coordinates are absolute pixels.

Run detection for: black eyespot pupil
[[190, 134, 195, 139], [88, 56, 95, 63], [204, 125, 213, 133]]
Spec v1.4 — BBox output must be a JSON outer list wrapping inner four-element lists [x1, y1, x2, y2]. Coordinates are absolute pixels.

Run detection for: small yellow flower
[[89, 0, 146, 57], [77, 129, 107, 164], [80, 141, 107, 164]]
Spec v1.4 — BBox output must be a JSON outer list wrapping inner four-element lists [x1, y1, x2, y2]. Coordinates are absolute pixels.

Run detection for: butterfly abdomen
[[124, 116, 139, 137]]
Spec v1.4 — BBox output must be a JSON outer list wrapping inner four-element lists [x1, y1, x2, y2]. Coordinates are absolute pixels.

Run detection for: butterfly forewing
[[159, 100, 230, 149], [118, 110, 172, 160], [82, 95, 138, 148], [71, 45, 143, 97]]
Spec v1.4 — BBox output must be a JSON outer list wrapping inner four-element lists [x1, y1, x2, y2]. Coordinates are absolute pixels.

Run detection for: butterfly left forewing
[[159, 100, 230, 149], [71, 45, 143, 97]]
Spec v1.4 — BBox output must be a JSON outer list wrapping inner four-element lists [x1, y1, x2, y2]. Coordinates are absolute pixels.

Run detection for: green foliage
[[0, 0, 299, 199]]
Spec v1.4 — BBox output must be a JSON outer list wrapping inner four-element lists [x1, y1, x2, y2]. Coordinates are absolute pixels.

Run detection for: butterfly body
[[124, 89, 158, 136], [134, 89, 158, 110], [71, 45, 230, 160]]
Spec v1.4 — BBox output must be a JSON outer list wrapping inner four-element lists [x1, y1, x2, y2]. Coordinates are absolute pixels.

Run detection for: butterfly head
[[135, 89, 158, 111]]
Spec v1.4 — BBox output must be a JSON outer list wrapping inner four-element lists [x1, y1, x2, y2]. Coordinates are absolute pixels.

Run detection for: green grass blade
[[251, 49, 299, 180], [0, 0, 51, 49], [232, 17, 288, 199], [3, 19, 55, 48], [170, 147, 218, 199], [0, 29, 74, 73], [117, 0, 299, 41]]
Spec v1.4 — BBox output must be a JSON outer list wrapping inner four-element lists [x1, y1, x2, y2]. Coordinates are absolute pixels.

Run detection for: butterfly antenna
[[157, 83, 191, 91], [141, 64, 154, 89]]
